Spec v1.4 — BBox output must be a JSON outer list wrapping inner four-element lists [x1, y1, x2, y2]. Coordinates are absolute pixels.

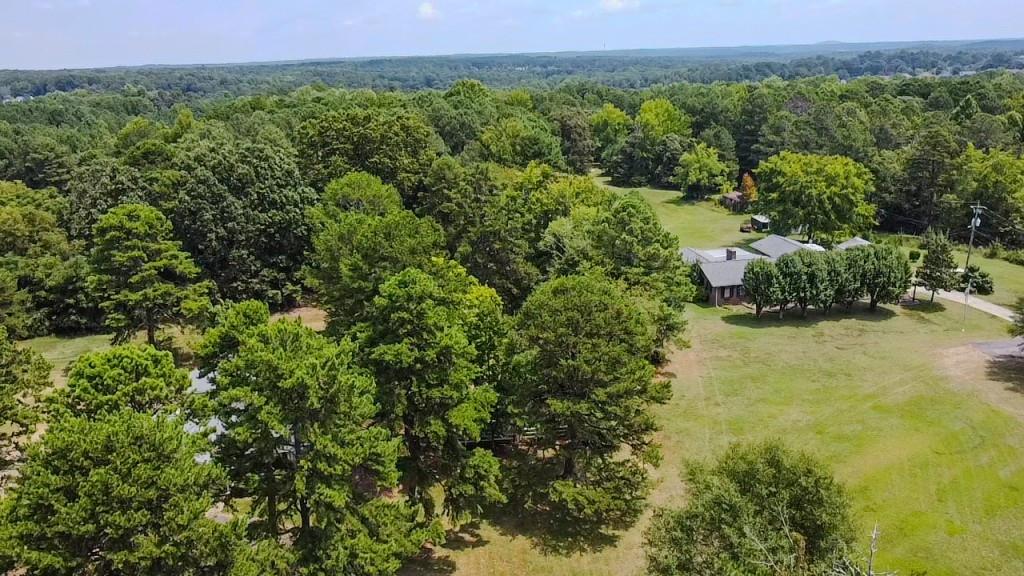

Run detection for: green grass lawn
[[594, 176, 759, 249], [21, 333, 111, 384], [952, 250, 1024, 308], [410, 302, 1023, 576], [405, 181, 1024, 576]]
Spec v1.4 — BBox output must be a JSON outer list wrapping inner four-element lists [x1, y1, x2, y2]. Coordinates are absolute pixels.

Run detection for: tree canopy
[[756, 152, 876, 244], [87, 203, 211, 345], [645, 441, 855, 576]]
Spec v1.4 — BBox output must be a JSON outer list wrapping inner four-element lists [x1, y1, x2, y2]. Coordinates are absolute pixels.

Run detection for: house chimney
[[726, 248, 737, 261]]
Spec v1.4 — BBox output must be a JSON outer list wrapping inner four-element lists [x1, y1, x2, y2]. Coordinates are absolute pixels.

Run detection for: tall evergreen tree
[[357, 259, 507, 522], [88, 203, 211, 345], [509, 274, 667, 534], [917, 229, 958, 302]]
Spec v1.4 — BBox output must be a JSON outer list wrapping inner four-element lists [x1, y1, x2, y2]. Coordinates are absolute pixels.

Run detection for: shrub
[[958, 264, 994, 295], [908, 249, 921, 262], [1004, 250, 1024, 266], [984, 242, 1006, 259]]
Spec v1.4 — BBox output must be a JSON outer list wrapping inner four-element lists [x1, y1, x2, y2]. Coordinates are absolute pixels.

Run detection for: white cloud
[[418, 2, 439, 20], [600, 0, 641, 12]]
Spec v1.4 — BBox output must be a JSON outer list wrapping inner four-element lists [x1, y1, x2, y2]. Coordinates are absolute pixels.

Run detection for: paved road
[[974, 337, 1024, 357], [922, 289, 1017, 322]]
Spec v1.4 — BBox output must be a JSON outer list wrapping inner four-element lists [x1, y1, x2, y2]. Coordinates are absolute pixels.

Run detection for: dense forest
[[3, 39, 1024, 99], [2, 52, 1024, 575]]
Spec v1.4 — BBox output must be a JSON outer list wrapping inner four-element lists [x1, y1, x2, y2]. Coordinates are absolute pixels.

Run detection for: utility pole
[[962, 202, 984, 330]]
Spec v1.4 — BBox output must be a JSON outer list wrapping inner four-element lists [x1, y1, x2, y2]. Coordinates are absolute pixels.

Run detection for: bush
[[1004, 250, 1024, 266], [958, 264, 994, 295], [908, 249, 921, 262], [984, 242, 1006, 259]]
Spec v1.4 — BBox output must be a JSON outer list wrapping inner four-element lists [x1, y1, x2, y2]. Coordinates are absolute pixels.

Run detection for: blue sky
[[4, 0, 1023, 69]]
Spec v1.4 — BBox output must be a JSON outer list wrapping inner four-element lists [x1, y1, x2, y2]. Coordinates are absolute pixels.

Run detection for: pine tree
[[88, 203, 211, 345], [917, 229, 957, 302]]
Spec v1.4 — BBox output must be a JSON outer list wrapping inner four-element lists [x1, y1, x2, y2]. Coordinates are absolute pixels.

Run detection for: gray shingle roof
[[699, 258, 764, 288], [835, 236, 872, 250], [750, 234, 808, 258]]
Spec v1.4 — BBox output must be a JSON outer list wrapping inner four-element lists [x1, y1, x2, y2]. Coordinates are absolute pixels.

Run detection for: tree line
[[4, 42, 1024, 100], [3, 72, 1024, 340], [743, 245, 913, 318]]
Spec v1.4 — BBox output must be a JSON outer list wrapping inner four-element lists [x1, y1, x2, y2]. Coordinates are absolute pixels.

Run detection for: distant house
[[835, 236, 871, 250], [684, 234, 833, 306], [750, 214, 771, 232]]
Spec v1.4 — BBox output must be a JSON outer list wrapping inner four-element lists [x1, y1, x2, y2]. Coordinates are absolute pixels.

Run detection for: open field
[[404, 301, 1023, 576]]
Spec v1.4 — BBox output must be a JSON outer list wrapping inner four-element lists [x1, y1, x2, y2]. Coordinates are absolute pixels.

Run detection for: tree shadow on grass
[[399, 552, 456, 576], [719, 302, 897, 328], [399, 525, 488, 576], [987, 356, 1024, 393], [486, 507, 620, 556]]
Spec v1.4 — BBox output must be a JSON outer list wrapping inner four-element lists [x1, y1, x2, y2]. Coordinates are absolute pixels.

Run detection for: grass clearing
[[406, 181, 1024, 576], [21, 333, 111, 385], [594, 176, 759, 249]]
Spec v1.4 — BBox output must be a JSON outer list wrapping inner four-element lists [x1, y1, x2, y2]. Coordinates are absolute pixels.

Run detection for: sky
[[3, 0, 1024, 70]]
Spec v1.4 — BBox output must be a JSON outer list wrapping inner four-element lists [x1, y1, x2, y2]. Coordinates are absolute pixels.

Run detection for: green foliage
[[644, 441, 854, 576], [319, 171, 404, 218], [1, 412, 241, 576], [87, 203, 212, 345], [167, 128, 316, 306], [50, 344, 191, 419], [743, 258, 782, 318], [950, 145, 1024, 244], [851, 244, 913, 310], [917, 229, 958, 301], [673, 142, 732, 199], [775, 252, 808, 318], [0, 181, 99, 337], [307, 181, 445, 333], [297, 107, 439, 199], [0, 326, 50, 474], [194, 299, 271, 374], [509, 274, 666, 534], [357, 259, 507, 522], [478, 115, 566, 170], [756, 151, 876, 243], [958, 263, 994, 295], [543, 192, 693, 353], [591, 103, 631, 158], [636, 99, 692, 141], [206, 318, 438, 574], [554, 108, 597, 174]]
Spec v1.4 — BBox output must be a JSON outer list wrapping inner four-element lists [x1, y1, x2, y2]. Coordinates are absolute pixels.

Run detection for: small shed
[[751, 214, 771, 232], [720, 191, 746, 212]]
